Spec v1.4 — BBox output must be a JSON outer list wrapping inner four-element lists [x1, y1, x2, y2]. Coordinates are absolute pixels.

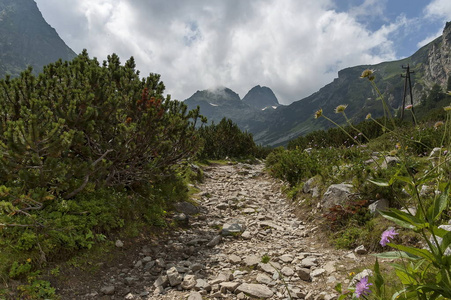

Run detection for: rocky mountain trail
[[56, 162, 373, 299]]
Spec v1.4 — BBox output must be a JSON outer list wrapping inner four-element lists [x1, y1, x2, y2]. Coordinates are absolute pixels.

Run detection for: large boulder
[[381, 156, 400, 169], [321, 183, 354, 209]]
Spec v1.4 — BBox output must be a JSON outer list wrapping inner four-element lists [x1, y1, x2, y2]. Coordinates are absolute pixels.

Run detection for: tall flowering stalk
[[322, 70, 451, 299]]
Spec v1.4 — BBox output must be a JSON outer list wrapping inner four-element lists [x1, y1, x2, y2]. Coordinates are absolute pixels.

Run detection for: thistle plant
[[323, 69, 451, 299]]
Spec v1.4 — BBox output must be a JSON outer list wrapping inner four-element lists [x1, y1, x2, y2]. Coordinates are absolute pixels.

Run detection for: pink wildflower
[[355, 276, 372, 298], [380, 228, 398, 246]]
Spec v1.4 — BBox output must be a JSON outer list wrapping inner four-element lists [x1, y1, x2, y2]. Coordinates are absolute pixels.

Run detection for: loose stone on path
[[59, 162, 366, 300]]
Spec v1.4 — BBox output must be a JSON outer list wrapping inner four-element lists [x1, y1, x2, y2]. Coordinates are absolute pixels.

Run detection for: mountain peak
[[0, 0, 76, 78], [242, 85, 279, 110]]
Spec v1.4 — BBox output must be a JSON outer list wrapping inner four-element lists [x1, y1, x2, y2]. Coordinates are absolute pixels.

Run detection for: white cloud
[[425, 0, 451, 20], [35, 0, 408, 104]]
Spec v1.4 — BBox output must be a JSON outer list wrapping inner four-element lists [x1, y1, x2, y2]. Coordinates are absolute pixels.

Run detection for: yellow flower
[[314, 109, 323, 119], [334, 104, 348, 114], [444, 106, 451, 112], [360, 69, 375, 81], [434, 121, 444, 129], [26, 258, 31, 263], [365, 113, 372, 120], [349, 272, 355, 277]]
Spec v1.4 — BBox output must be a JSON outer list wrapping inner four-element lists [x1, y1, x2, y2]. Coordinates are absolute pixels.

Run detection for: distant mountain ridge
[[0, 0, 76, 78], [184, 85, 280, 126], [242, 85, 280, 110], [185, 22, 451, 146], [249, 21, 451, 146]]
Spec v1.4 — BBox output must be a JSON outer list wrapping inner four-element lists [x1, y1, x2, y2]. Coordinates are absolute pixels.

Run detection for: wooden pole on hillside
[[400, 64, 415, 124]]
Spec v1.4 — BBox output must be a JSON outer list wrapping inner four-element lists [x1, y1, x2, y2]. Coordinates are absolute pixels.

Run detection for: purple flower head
[[355, 276, 372, 298], [380, 228, 398, 246]]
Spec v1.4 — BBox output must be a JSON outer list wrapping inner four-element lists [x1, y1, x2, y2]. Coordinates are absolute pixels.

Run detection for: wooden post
[[401, 64, 415, 124]]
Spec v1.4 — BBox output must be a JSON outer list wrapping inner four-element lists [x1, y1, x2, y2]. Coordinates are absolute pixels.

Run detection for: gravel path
[[57, 162, 369, 299]]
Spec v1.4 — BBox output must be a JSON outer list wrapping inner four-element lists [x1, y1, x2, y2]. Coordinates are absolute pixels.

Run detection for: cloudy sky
[[35, 0, 451, 105]]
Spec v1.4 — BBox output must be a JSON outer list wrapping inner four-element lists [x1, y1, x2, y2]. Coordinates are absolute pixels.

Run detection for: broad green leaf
[[374, 258, 384, 296], [416, 284, 451, 298], [429, 226, 449, 238], [379, 209, 423, 230], [395, 269, 416, 285], [428, 184, 449, 221], [391, 288, 418, 300], [375, 251, 420, 260], [393, 175, 415, 186], [388, 243, 436, 263], [368, 179, 390, 186]]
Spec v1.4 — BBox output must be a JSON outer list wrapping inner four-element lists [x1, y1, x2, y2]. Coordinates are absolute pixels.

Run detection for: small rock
[[167, 266, 182, 287], [354, 245, 367, 255], [229, 254, 242, 264], [115, 240, 124, 248], [323, 261, 336, 274], [311, 268, 326, 277], [173, 213, 189, 225], [182, 275, 197, 290], [243, 255, 260, 267], [190, 263, 204, 272], [279, 254, 293, 263], [220, 281, 240, 292], [222, 222, 245, 235], [236, 283, 274, 299], [100, 285, 115, 295], [188, 291, 203, 300], [155, 258, 165, 268], [241, 231, 252, 239], [237, 292, 246, 299], [210, 272, 232, 285], [134, 260, 142, 269], [207, 235, 222, 247], [195, 278, 211, 291], [154, 275, 168, 288], [256, 273, 273, 285], [297, 268, 311, 281], [301, 257, 318, 268], [281, 266, 294, 276], [259, 263, 276, 274]]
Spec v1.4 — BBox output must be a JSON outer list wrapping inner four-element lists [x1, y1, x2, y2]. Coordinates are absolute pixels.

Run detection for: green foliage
[[9, 260, 32, 279], [197, 118, 269, 160], [0, 50, 202, 198], [333, 226, 363, 249], [266, 146, 370, 187], [0, 51, 203, 297], [17, 271, 56, 299], [287, 118, 399, 150], [269, 69, 451, 299]]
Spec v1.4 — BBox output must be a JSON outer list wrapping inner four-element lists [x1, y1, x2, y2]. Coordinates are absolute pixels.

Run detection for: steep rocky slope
[[0, 0, 76, 78], [249, 22, 451, 146]]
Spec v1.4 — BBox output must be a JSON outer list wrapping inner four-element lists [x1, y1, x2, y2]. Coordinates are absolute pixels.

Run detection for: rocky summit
[[58, 163, 373, 299]]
